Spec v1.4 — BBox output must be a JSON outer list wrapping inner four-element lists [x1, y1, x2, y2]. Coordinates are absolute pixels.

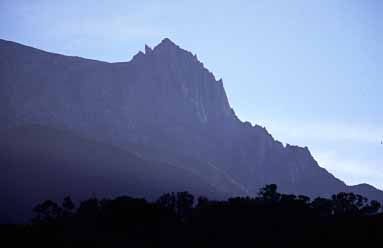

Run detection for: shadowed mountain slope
[[0, 124, 225, 223]]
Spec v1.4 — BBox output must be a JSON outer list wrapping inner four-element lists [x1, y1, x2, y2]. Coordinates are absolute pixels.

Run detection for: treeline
[[3, 184, 383, 247]]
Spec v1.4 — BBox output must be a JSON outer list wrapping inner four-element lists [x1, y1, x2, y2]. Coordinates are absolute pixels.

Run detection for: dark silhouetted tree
[[362, 200, 381, 215], [176, 192, 194, 220], [331, 192, 367, 215], [297, 195, 310, 204], [280, 194, 296, 204], [62, 196, 75, 211], [311, 197, 334, 216], [61, 196, 75, 218], [156, 192, 176, 213], [197, 196, 209, 208], [33, 200, 62, 223], [259, 184, 281, 203]]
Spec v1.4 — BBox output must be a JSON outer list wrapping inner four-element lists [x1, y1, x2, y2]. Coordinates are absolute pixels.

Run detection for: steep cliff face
[[0, 38, 382, 201]]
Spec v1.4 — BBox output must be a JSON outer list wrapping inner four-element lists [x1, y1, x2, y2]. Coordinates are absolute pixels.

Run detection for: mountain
[[1, 38, 382, 220]]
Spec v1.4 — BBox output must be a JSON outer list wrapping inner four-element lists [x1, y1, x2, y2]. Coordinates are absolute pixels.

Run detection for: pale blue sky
[[1, 0, 382, 188]]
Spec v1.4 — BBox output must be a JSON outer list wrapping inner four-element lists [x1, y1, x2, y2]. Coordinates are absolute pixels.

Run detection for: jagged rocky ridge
[[1, 38, 382, 211]]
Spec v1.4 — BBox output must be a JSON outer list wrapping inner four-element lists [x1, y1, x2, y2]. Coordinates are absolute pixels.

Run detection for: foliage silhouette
[[3, 184, 383, 247]]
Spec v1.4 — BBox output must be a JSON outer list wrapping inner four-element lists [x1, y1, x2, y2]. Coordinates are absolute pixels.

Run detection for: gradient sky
[[1, 0, 382, 188]]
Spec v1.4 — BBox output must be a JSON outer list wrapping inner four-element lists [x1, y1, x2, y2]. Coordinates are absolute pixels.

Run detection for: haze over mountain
[[1, 38, 382, 222]]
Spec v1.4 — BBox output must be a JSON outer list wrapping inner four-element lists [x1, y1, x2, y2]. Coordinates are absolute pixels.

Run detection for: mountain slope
[[0, 124, 226, 223], [0, 38, 382, 205]]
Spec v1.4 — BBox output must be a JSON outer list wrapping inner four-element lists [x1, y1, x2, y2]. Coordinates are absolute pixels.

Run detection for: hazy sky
[[1, 0, 382, 188]]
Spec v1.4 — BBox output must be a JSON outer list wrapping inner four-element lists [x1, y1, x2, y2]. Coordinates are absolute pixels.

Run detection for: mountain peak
[[153, 38, 181, 52], [160, 38, 176, 46]]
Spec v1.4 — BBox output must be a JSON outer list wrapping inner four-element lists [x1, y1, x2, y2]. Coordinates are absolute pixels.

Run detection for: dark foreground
[[2, 185, 383, 247]]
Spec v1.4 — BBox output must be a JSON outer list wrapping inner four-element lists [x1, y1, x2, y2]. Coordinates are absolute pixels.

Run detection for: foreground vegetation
[[2, 184, 383, 247]]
